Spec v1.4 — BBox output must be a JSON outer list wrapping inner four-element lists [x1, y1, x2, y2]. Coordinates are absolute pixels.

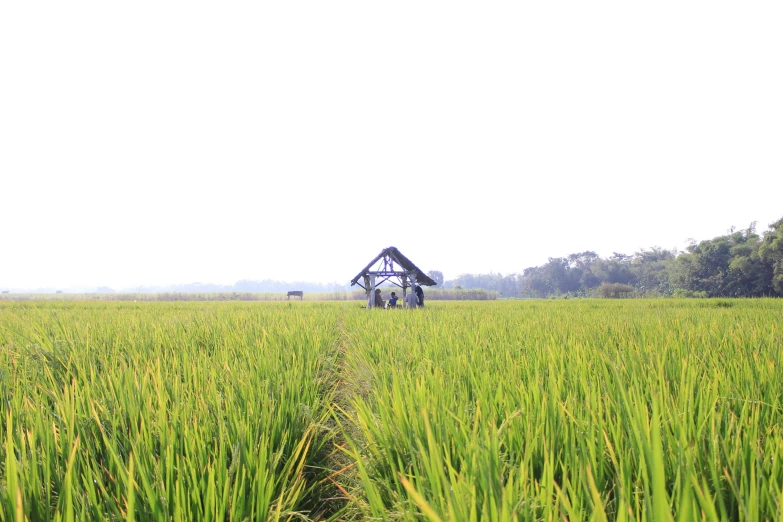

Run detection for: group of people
[[371, 285, 424, 309]]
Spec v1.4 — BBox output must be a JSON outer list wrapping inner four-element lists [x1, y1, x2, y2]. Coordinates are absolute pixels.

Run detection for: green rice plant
[[337, 299, 783, 521], [3, 299, 782, 520], [0, 301, 341, 520]]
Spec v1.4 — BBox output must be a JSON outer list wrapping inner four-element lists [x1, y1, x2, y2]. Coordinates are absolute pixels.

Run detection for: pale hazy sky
[[1, 2, 781, 289]]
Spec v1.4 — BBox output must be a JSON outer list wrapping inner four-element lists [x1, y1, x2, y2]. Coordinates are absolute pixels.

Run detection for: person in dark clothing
[[374, 288, 385, 308], [388, 292, 399, 308], [415, 285, 424, 307]]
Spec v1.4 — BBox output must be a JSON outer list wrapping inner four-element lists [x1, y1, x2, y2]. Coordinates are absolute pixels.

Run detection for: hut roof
[[350, 246, 437, 287]]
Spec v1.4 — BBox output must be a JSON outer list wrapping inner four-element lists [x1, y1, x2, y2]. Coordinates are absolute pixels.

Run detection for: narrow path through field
[[312, 305, 377, 521], [301, 305, 364, 521]]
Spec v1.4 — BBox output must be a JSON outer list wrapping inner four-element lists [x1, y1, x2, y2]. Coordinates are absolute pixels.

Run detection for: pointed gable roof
[[350, 246, 437, 287]]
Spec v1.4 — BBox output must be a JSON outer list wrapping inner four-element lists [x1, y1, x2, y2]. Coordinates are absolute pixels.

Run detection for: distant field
[[0, 288, 498, 302], [1, 300, 781, 520]]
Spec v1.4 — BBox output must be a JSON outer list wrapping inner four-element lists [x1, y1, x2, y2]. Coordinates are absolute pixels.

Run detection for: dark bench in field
[[287, 291, 303, 300]]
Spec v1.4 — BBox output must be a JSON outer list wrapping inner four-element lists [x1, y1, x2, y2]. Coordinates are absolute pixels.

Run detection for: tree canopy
[[443, 217, 783, 298]]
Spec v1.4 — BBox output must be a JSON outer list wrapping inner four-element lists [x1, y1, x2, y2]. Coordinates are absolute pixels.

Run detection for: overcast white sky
[[1, 2, 781, 290]]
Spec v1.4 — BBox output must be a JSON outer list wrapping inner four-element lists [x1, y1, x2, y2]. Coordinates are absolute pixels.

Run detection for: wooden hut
[[350, 246, 436, 308]]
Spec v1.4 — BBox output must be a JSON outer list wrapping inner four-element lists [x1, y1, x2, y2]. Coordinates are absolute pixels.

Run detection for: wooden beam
[[372, 276, 393, 287]]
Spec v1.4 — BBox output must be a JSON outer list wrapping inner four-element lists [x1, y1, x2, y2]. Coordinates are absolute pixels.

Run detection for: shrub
[[599, 282, 635, 298]]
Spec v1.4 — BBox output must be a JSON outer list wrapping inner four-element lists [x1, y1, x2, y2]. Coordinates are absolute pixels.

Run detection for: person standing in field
[[404, 291, 418, 309], [387, 292, 399, 308], [415, 285, 424, 307]]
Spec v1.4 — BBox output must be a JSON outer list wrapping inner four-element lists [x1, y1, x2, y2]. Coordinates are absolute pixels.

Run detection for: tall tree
[[760, 217, 783, 294]]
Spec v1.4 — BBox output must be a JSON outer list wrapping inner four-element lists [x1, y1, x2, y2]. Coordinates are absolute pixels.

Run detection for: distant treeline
[[368, 288, 497, 301], [439, 217, 783, 298], [0, 292, 349, 302], [0, 288, 498, 302], [5, 216, 780, 300], [140, 280, 348, 294], [0, 280, 349, 295]]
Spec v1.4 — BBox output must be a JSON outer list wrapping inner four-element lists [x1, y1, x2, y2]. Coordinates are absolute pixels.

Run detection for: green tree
[[631, 247, 676, 295], [427, 270, 445, 286], [593, 253, 636, 286], [671, 223, 774, 297], [760, 217, 783, 295]]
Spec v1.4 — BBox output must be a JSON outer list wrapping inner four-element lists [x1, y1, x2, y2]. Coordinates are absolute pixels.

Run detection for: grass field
[[1, 299, 782, 520]]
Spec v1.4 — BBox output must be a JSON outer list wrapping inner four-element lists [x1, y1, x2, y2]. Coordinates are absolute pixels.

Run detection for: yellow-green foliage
[[2, 299, 783, 521], [340, 300, 783, 521], [0, 301, 339, 520]]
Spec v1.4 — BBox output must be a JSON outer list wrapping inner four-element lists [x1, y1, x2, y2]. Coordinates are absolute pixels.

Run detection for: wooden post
[[368, 274, 376, 309], [409, 271, 417, 306]]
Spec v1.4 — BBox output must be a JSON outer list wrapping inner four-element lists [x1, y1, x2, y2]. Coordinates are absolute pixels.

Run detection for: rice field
[[1, 299, 782, 520]]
